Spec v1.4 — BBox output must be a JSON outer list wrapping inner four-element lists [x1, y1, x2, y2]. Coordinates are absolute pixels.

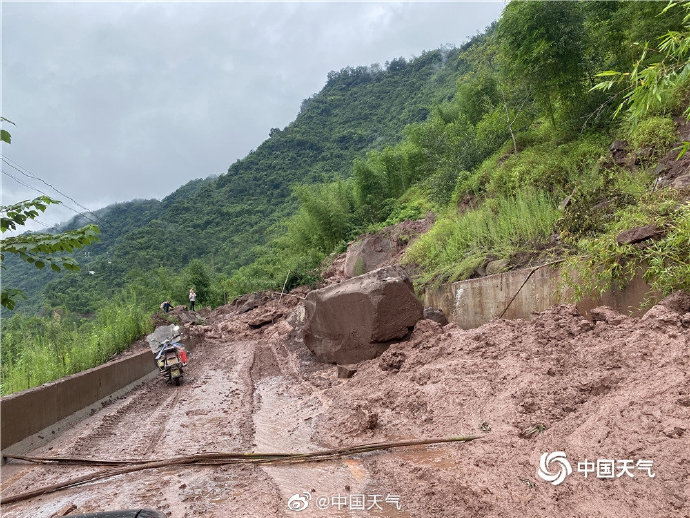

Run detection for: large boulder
[[343, 234, 394, 277], [301, 266, 423, 364]]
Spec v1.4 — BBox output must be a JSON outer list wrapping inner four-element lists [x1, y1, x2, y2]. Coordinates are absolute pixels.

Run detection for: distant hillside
[[6, 40, 484, 314]]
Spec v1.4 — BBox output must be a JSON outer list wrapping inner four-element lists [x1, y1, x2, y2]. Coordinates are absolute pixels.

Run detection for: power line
[[0, 155, 106, 227], [1, 169, 58, 231], [1, 168, 101, 228]]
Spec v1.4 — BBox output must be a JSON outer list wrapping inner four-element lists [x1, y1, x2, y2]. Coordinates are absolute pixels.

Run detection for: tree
[[183, 259, 211, 306], [594, 2, 690, 117], [1, 122, 100, 310], [592, 1, 690, 155], [497, 1, 588, 130], [1, 197, 100, 309]]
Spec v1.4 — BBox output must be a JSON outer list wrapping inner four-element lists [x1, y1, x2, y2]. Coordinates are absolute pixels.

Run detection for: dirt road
[[1, 314, 419, 518], [2, 294, 689, 517]]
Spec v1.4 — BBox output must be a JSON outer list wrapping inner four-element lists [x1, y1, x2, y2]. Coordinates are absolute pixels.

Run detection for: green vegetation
[[3, 1, 690, 394], [1, 290, 152, 395], [563, 189, 690, 300], [405, 190, 560, 286], [628, 115, 677, 150]]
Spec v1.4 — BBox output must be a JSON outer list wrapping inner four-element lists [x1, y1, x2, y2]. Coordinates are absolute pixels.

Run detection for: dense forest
[[4, 43, 472, 315], [2, 1, 689, 394]]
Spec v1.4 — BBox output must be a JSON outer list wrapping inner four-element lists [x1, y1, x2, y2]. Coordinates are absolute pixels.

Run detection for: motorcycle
[[146, 324, 188, 386]]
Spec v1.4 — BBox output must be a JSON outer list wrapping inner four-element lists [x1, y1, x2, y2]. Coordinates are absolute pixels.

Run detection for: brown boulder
[[658, 291, 690, 314], [343, 234, 394, 277], [247, 309, 283, 329], [301, 266, 423, 364], [236, 292, 265, 314], [616, 224, 663, 245]]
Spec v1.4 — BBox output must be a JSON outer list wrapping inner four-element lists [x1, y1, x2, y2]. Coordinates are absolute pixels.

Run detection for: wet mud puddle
[[252, 374, 414, 517], [253, 375, 368, 516]]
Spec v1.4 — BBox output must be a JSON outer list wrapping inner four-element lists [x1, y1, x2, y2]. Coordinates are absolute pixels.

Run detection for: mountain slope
[[6, 41, 484, 314]]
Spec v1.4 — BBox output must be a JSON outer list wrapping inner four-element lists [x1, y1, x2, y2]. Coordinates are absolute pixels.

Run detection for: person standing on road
[[189, 288, 196, 311]]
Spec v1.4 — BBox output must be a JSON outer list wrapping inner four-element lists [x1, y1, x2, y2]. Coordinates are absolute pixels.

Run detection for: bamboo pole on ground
[[2, 436, 479, 505]]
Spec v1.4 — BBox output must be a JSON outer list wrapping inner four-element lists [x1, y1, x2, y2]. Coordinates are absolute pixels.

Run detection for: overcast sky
[[2, 1, 503, 230]]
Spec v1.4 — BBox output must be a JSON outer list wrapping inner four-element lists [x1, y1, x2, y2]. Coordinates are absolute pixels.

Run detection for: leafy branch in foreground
[[1, 196, 100, 309], [592, 1, 690, 123], [1, 116, 15, 144], [1, 196, 59, 232]]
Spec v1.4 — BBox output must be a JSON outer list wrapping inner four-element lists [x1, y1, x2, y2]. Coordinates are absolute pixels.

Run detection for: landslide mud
[[2, 292, 689, 517]]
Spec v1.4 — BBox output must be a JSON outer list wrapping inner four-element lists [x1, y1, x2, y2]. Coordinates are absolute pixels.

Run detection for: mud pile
[[306, 300, 690, 516], [174, 286, 690, 516], [185, 288, 307, 344], [2, 284, 688, 517]]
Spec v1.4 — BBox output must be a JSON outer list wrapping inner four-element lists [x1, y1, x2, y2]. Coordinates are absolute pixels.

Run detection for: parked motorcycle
[[146, 325, 188, 386]]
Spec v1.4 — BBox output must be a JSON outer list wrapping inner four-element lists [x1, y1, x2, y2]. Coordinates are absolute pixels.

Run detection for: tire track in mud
[[61, 379, 180, 460], [2, 337, 287, 518], [250, 338, 389, 517]]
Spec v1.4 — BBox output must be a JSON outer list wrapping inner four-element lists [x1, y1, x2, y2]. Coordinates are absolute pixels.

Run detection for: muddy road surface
[[1, 319, 418, 518], [2, 293, 689, 517]]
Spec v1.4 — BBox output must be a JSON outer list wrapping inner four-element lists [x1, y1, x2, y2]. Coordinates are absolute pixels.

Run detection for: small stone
[[670, 173, 690, 189], [486, 259, 509, 276], [616, 224, 663, 245], [423, 307, 449, 326], [379, 350, 406, 372], [559, 195, 572, 210], [637, 147, 654, 159], [337, 365, 357, 378], [590, 306, 627, 325], [610, 140, 627, 152]]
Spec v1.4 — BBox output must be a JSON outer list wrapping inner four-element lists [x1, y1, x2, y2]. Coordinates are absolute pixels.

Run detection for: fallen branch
[[2, 436, 477, 505], [498, 259, 565, 319]]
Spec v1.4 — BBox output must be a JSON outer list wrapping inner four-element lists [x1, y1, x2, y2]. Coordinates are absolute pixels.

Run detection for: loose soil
[[2, 292, 689, 517]]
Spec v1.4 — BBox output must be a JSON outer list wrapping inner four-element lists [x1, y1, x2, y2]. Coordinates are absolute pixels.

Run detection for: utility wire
[[2, 168, 101, 228], [1, 155, 106, 227], [1, 169, 57, 231]]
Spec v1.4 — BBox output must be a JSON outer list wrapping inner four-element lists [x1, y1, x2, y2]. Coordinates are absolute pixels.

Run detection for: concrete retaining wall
[[424, 263, 655, 329], [1, 349, 156, 451]]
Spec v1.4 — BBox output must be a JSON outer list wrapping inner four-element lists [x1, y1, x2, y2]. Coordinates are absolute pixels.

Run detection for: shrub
[[1, 289, 153, 395], [628, 116, 676, 150], [404, 189, 559, 286], [563, 189, 690, 301], [557, 168, 653, 238], [484, 134, 607, 198]]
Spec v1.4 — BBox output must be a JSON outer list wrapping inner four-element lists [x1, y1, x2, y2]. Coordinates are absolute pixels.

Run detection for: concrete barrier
[[424, 263, 656, 329], [1, 349, 156, 451]]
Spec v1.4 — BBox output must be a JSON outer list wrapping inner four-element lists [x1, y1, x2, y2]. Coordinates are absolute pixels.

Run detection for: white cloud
[[1, 2, 503, 231]]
